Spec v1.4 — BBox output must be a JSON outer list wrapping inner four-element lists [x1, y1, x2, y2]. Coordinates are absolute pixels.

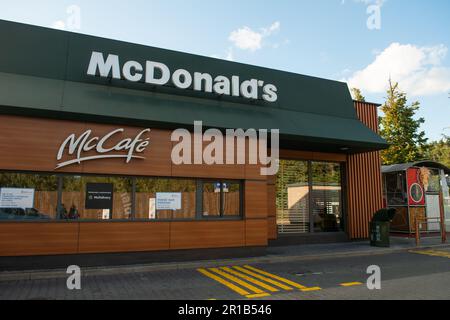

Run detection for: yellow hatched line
[[411, 250, 450, 258], [208, 268, 270, 298], [220, 267, 279, 292], [232, 266, 293, 291], [242, 265, 322, 292], [340, 282, 363, 287], [197, 268, 250, 297]]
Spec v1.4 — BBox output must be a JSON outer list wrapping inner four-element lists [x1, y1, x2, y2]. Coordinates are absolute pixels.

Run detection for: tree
[[423, 134, 450, 167], [351, 88, 366, 102], [379, 80, 428, 165]]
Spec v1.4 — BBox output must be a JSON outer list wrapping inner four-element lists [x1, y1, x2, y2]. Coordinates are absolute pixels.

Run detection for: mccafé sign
[[87, 51, 278, 103], [56, 128, 150, 169]]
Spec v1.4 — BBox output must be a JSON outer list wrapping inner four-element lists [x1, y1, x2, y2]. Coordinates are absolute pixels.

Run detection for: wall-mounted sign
[[56, 128, 150, 169], [156, 193, 182, 210], [407, 168, 425, 206], [85, 183, 114, 210], [87, 51, 278, 103], [0, 188, 35, 209]]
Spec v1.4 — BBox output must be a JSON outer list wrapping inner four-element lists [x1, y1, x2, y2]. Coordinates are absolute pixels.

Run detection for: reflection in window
[[276, 160, 310, 234], [61, 176, 132, 220], [384, 172, 407, 205], [135, 178, 196, 220], [312, 162, 342, 232], [0, 173, 58, 220], [203, 182, 221, 217], [223, 182, 241, 216], [203, 182, 241, 217]]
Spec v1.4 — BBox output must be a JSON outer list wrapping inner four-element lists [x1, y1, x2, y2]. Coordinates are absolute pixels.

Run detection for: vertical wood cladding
[[346, 101, 384, 239]]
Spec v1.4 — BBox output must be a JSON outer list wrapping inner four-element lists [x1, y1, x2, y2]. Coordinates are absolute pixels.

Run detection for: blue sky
[[1, 0, 449, 141]]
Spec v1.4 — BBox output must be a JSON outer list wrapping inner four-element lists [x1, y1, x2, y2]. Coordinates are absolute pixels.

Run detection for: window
[[135, 178, 196, 220], [276, 160, 310, 234], [276, 160, 344, 234], [202, 181, 242, 218], [311, 162, 343, 232], [61, 176, 133, 220], [0, 171, 242, 221], [384, 172, 407, 205], [0, 173, 58, 221]]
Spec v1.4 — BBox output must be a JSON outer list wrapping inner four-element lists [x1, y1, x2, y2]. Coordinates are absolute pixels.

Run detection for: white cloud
[[51, 20, 66, 30], [346, 43, 450, 96], [228, 21, 281, 52]]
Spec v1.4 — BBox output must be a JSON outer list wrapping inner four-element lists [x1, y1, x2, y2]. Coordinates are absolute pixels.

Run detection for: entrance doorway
[[276, 160, 345, 235]]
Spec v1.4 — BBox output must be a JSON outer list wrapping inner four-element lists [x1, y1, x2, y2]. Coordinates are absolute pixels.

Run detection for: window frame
[[200, 180, 244, 220], [0, 170, 244, 223]]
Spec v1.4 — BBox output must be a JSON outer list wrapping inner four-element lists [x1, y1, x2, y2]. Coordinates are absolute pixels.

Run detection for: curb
[[1, 243, 448, 282]]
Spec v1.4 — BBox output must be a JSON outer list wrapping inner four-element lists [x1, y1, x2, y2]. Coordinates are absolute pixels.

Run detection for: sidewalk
[[0, 236, 448, 282]]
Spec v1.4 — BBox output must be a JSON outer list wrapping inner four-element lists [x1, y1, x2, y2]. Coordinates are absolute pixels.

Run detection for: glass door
[[311, 162, 343, 232]]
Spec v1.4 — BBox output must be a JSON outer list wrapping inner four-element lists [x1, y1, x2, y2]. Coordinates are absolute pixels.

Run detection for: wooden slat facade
[[346, 101, 384, 239]]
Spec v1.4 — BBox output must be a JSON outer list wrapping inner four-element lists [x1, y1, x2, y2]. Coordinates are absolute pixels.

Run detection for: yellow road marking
[[340, 282, 363, 287], [208, 268, 269, 295], [411, 250, 450, 258], [232, 266, 293, 291], [197, 268, 250, 297], [220, 267, 280, 292], [245, 293, 271, 299], [300, 287, 322, 292], [243, 265, 322, 291]]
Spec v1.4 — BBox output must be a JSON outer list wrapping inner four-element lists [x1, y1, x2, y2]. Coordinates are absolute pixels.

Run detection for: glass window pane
[[312, 162, 342, 232], [135, 178, 196, 220], [62, 176, 132, 220], [0, 173, 58, 221], [223, 182, 240, 216], [385, 172, 407, 205], [203, 182, 221, 217], [276, 160, 310, 234]]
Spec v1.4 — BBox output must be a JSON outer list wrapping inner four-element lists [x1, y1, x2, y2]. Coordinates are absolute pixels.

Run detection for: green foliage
[[379, 80, 428, 165], [351, 88, 366, 102], [423, 135, 450, 168]]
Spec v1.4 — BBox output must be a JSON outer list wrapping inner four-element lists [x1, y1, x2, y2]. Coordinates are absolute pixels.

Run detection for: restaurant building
[[0, 20, 387, 257]]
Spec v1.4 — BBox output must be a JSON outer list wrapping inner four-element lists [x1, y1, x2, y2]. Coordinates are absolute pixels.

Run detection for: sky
[[0, 0, 449, 141]]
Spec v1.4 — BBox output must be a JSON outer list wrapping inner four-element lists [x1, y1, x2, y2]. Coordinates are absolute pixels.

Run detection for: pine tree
[[424, 134, 450, 167], [351, 88, 366, 102], [379, 80, 428, 165]]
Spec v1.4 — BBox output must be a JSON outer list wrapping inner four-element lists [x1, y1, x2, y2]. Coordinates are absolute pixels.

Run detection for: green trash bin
[[369, 208, 396, 247], [370, 221, 390, 247]]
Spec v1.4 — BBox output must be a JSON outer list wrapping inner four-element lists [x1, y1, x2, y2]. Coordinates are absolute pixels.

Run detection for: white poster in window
[[102, 209, 110, 220], [156, 193, 181, 210], [0, 188, 35, 209], [149, 198, 156, 219]]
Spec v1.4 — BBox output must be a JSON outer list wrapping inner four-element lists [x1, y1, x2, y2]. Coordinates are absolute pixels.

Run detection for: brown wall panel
[[267, 184, 276, 218], [0, 222, 78, 256], [346, 101, 384, 239], [245, 219, 268, 246], [280, 149, 346, 162], [245, 181, 268, 219], [267, 217, 277, 240], [0, 115, 87, 173], [170, 221, 245, 250], [78, 222, 170, 253]]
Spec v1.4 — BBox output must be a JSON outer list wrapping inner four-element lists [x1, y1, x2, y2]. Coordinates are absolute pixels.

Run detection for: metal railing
[[414, 217, 447, 246]]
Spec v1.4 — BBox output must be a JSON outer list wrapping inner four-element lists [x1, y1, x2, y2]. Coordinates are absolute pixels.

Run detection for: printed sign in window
[[156, 193, 182, 210], [0, 188, 35, 209], [149, 198, 156, 219], [85, 183, 114, 210]]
